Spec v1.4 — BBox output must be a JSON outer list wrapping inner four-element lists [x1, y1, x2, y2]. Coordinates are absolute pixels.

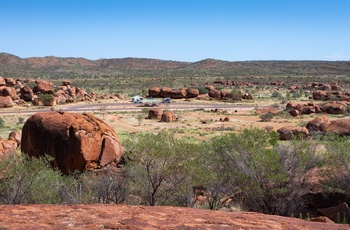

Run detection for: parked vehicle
[[162, 98, 171, 103]]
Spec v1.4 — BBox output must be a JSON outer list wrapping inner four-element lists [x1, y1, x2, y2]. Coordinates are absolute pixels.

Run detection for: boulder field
[[21, 111, 123, 174]]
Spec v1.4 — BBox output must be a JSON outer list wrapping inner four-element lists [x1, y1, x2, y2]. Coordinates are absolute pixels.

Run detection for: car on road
[[162, 98, 171, 103]]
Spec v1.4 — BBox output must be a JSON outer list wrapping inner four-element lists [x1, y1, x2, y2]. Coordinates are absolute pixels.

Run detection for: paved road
[[0, 101, 264, 115]]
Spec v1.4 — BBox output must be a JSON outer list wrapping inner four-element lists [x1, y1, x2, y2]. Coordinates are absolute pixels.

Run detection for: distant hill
[[1, 52, 350, 78]]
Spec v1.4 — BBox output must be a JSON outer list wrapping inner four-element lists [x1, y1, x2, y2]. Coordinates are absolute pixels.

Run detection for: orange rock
[[21, 112, 123, 174]]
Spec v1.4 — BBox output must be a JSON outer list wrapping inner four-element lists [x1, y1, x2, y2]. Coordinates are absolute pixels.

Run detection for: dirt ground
[[98, 103, 316, 140]]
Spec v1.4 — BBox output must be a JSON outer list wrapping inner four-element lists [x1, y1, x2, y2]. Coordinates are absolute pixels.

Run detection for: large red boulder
[[0, 86, 17, 100], [0, 96, 13, 108], [5, 77, 16, 87], [160, 111, 176, 122], [208, 90, 221, 99], [286, 101, 299, 111], [171, 89, 186, 99], [32, 80, 55, 94], [313, 90, 328, 100], [186, 88, 200, 98], [0, 140, 18, 160], [148, 87, 160, 97], [8, 130, 21, 145], [326, 118, 350, 136], [322, 102, 346, 115], [21, 112, 124, 174], [306, 116, 331, 133], [20, 85, 35, 101], [148, 108, 163, 119], [159, 87, 173, 98], [277, 126, 309, 140]]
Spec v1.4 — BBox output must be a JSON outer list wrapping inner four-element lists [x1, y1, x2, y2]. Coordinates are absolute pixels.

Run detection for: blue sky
[[1, 0, 349, 61]]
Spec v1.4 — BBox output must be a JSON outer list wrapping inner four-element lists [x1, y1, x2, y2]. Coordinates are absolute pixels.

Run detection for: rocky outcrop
[[277, 126, 309, 140], [148, 87, 160, 97], [171, 89, 186, 99], [312, 90, 328, 100], [20, 85, 35, 101], [148, 108, 163, 119], [32, 80, 55, 94], [0, 131, 21, 160], [0, 140, 18, 160], [21, 112, 123, 174], [327, 118, 350, 136], [160, 111, 176, 122], [286, 101, 347, 116], [0, 86, 17, 100], [5, 77, 16, 87], [186, 88, 199, 98], [159, 87, 173, 98], [306, 116, 331, 133], [0, 96, 13, 108], [8, 130, 21, 145], [62, 80, 71, 86], [322, 102, 346, 115], [208, 89, 221, 99]]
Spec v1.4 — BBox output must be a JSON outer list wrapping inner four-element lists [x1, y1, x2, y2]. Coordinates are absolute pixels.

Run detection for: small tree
[[0, 153, 69, 204], [124, 130, 201, 206], [209, 128, 320, 215]]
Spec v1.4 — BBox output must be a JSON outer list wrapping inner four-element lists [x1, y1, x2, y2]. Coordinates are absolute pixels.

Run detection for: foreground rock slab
[[0, 204, 348, 229]]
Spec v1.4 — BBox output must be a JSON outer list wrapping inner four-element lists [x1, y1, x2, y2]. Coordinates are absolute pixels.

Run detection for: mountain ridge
[[1, 52, 350, 77]]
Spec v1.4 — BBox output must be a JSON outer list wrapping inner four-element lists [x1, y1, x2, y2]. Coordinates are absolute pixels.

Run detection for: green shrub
[[39, 93, 55, 105], [0, 154, 69, 204], [259, 112, 274, 122], [208, 128, 320, 215], [123, 130, 203, 206], [196, 86, 209, 94]]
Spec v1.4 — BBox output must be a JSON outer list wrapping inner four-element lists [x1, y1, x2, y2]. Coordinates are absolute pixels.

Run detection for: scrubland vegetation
[[1, 128, 350, 222]]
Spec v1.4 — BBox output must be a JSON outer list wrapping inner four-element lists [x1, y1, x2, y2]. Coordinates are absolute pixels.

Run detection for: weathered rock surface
[[327, 118, 350, 136], [159, 87, 173, 98], [20, 85, 35, 101], [8, 130, 21, 145], [171, 89, 186, 99], [0, 86, 17, 99], [21, 112, 123, 174], [0, 140, 17, 160], [322, 102, 346, 115], [208, 89, 221, 98], [32, 80, 55, 94], [148, 108, 163, 119], [0, 204, 347, 229], [160, 111, 176, 122], [277, 126, 309, 140], [306, 116, 331, 132], [148, 86, 160, 97], [0, 96, 13, 108], [186, 88, 199, 98]]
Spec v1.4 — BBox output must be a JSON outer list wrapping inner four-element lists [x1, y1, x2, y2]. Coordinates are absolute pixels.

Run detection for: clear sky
[[1, 0, 349, 61]]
